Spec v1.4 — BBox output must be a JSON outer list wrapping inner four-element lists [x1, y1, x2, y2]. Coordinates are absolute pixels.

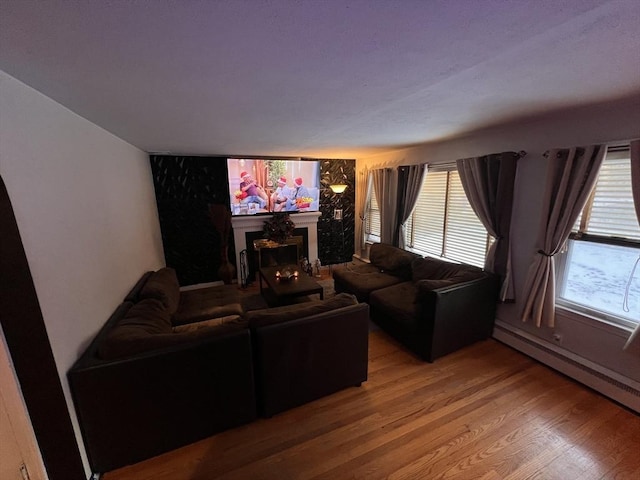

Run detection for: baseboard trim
[[493, 320, 640, 413]]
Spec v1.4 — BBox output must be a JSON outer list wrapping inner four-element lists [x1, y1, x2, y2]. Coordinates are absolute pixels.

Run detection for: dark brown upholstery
[[245, 293, 359, 328], [97, 298, 247, 360], [138, 267, 181, 314], [249, 295, 369, 417], [69, 269, 367, 472], [68, 271, 259, 473], [333, 243, 421, 302], [368, 242, 419, 277], [335, 245, 498, 362], [370, 271, 498, 362]]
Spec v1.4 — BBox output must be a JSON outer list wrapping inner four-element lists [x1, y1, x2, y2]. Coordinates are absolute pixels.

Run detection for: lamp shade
[[329, 184, 348, 194]]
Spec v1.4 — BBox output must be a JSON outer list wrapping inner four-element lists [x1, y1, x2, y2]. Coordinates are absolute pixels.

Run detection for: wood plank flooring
[[103, 332, 640, 480]]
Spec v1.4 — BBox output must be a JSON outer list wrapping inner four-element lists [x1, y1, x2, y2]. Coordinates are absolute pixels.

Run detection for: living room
[[1, 2, 639, 480]]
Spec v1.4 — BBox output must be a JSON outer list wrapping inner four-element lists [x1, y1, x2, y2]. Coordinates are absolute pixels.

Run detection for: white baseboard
[[493, 320, 640, 413]]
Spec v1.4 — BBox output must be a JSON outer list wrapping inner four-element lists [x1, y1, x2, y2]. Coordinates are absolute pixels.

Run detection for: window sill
[[555, 304, 634, 339]]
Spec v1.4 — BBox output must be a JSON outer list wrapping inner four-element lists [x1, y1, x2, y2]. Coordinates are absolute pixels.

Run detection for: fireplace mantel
[[231, 211, 321, 284]]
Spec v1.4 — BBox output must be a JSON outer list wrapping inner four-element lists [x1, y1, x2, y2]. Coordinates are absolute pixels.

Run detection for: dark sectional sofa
[[69, 267, 369, 473], [333, 243, 499, 362]]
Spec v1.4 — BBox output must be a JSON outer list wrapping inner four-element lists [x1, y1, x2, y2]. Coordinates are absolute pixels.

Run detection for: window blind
[[366, 190, 381, 237], [444, 172, 489, 267], [408, 171, 446, 256], [407, 169, 488, 267], [574, 152, 640, 241]]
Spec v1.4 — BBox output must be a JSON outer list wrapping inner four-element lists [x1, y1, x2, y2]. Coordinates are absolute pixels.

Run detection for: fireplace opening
[[245, 228, 309, 283]]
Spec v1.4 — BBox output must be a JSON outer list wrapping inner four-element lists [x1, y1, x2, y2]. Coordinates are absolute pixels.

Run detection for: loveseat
[[333, 243, 499, 362], [69, 267, 368, 473], [333, 242, 420, 302]]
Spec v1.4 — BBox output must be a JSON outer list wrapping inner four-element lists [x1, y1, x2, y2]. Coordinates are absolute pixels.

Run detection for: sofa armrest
[[418, 275, 499, 361], [68, 328, 256, 473]]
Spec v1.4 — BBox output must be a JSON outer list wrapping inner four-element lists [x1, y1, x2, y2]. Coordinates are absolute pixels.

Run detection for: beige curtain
[[521, 145, 606, 327], [354, 167, 371, 257], [623, 140, 640, 354], [372, 168, 397, 245], [457, 152, 520, 301]]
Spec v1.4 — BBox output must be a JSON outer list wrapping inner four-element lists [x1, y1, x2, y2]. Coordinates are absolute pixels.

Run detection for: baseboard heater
[[493, 320, 640, 414]]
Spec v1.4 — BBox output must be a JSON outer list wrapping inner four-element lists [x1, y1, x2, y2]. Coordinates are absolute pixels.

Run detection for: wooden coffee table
[[258, 265, 324, 306]]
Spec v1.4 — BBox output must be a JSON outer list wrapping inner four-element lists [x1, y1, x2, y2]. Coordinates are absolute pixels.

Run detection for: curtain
[[521, 145, 606, 327], [623, 140, 640, 354], [254, 159, 268, 190], [355, 167, 371, 257], [372, 168, 397, 244], [457, 152, 520, 301], [395, 164, 426, 248]]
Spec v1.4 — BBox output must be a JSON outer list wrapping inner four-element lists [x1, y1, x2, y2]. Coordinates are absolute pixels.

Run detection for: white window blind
[[575, 152, 640, 241], [407, 168, 489, 267], [366, 190, 381, 237], [445, 172, 489, 266], [408, 171, 446, 256]]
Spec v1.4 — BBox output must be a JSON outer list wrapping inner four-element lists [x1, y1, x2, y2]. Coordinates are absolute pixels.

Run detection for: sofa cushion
[[416, 271, 485, 293], [333, 262, 405, 302], [369, 243, 418, 278], [369, 282, 421, 328], [124, 272, 153, 303], [246, 293, 358, 329], [98, 298, 247, 360], [139, 267, 180, 314], [98, 298, 172, 359], [119, 298, 173, 333], [172, 315, 243, 333], [412, 257, 483, 282]]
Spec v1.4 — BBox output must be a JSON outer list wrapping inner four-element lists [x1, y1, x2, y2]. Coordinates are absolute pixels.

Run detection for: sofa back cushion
[[139, 267, 180, 314], [98, 298, 172, 359], [412, 257, 483, 282], [246, 293, 358, 329], [416, 272, 485, 292], [369, 243, 418, 278], [98, 299, 247, 360]]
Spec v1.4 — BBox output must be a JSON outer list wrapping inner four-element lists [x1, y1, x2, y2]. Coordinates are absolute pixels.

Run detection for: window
[[365, 187, 381, 240], [557, 146, 640, 327], [405, 168, 489, 267]]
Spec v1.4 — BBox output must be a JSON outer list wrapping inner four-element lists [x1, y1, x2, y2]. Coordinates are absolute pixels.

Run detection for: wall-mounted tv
[[227, 158, 321, 216]]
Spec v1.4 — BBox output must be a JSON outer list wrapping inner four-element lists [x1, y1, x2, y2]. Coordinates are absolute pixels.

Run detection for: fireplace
[[246, 232, 307, 283], [230, 211, 321, 284]]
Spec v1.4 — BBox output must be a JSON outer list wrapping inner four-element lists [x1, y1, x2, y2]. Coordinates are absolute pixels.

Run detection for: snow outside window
[[556, 147, 640, 327]]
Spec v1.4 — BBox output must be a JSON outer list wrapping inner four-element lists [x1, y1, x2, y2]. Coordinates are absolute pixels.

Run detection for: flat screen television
[[227, 158, 321, 216]]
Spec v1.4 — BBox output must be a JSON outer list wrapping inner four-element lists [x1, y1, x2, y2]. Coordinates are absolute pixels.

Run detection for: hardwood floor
[[103, 332, 640, 480]]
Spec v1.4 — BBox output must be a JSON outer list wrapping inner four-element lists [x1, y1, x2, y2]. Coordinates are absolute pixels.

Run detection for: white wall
[[359, 92, 640, 383], [0, 71, 165, 476]]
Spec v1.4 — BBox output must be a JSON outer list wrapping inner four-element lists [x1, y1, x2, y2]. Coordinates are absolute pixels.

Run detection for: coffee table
[[258, 265, 324, 306]]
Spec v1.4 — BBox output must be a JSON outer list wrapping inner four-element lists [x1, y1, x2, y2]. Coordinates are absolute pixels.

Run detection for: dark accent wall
[[316, 158, 356, 265], [150, 155, 355, 285], [149, 155, 232, 286]]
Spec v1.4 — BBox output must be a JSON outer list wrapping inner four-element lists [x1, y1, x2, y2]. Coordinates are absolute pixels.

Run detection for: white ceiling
[[1, 0, 639, 158]]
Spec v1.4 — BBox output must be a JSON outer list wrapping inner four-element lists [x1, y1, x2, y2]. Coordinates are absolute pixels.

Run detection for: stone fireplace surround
[[230, 211, 321, 285]]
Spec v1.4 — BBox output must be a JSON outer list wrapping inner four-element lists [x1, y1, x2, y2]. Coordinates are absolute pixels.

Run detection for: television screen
[[227, 158, 321, 216]]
